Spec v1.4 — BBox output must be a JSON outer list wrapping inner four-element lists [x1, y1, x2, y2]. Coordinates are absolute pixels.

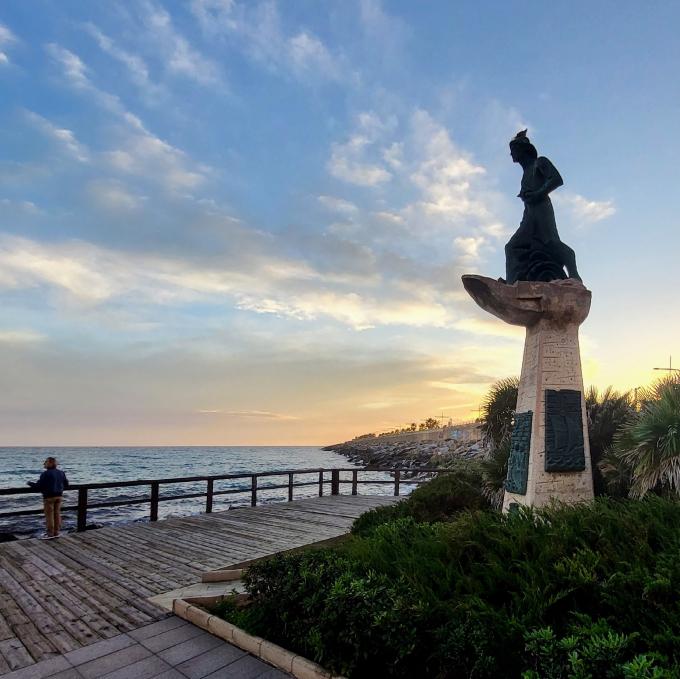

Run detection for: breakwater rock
[[324, 426, 485, 469]]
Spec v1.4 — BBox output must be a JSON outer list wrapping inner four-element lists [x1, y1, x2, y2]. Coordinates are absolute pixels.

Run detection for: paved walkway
[[2, 617, 286, 679], [0, 495, 396, 676]]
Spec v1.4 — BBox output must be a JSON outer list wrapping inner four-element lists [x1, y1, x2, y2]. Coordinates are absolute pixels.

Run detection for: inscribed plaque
[[545, 389, 585, 472], [504, 411, 533, 495]]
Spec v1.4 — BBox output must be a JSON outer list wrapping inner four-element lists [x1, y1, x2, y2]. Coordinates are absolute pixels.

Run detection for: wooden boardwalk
[[0, 495, 396, 675]]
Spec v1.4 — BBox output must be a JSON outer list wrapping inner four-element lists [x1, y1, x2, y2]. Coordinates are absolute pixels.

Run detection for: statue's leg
[[558, 242, 582, 281], [504, 210, 532, 284]]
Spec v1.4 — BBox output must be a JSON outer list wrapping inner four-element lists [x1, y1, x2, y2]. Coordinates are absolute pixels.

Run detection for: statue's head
[[509, 129, 537, 162]]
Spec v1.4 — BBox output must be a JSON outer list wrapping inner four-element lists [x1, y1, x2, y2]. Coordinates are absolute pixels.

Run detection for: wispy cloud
[[0, 329, 45, 344], [84, 23, 163, 100], [318, 195, 358, 215], [327, 112, 394, 186], [87, 179, 145, 211], [0, 22, 17, 65], [46, 43, 210, 192], [0, 233, 454, 331], [197, 409, 299, 420], [24, 110, 90, 162], [142, 1, 223, 87], [556, 191, 616, 224], [190, 0, 350, 84]]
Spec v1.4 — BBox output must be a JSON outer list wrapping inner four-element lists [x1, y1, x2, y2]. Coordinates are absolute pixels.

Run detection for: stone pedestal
[[462, 275, 594, 510]]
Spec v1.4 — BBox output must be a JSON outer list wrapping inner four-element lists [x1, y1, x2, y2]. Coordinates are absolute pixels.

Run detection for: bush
[[217, 498, 680, 677], [351, 462, 490, 537]]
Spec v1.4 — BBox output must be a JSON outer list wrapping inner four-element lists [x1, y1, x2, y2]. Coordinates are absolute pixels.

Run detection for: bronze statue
[[503, 130, 581, 284]]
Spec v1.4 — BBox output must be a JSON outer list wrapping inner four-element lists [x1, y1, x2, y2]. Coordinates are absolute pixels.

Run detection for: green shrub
[[351, 462, 489, 537], [217, 498, 680, 678]]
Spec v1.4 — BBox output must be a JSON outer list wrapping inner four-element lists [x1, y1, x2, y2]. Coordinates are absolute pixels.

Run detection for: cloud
[[358, 0, 409, 60], [0, 198, 43, 216], [327, 112, 394, 186], [190, 0, 350, 84], [46, 42, 138, 120], [142, 1, 222, 87], [105, 128, 208, 191], [0, 330, 45, 344], [373, 211, 404, 224], [87, 179, 145, 211], [454, 236, 486, 261], [24, 110, 90, 162], [84, 23, 163, 100], [0, 23, 17, 65], [0, 232, 456, 331], [318, 195, 358, 215], [556, 192, 616, 224], [408, 110, 489, 222], [197, 409, 299, 420], [46, 44, 210, 192]]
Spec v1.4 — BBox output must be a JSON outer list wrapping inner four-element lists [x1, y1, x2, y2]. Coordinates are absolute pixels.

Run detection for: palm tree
[[480, 377, 520, 451], [478, 377, 519, 508], [585, 386, 635, 495], [606, 379, 680, 498]]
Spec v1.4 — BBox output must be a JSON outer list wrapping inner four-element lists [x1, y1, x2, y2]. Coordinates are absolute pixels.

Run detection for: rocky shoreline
[[324, 433, 485, 470]]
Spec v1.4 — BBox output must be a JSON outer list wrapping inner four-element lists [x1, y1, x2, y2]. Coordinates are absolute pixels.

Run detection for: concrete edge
[[173, 596, 345, 679], [201, 568, 244, 583]]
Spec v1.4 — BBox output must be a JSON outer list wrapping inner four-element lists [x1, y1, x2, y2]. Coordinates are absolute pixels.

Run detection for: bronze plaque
[[545, 389, 585, 472], [504, 411, 532, 495]]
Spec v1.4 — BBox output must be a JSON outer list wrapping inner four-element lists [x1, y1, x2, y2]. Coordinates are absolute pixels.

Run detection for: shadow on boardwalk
[[0, 495, 396, 676]]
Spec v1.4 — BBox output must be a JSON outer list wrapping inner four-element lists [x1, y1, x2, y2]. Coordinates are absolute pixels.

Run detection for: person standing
[[28, 457, 69, 539]]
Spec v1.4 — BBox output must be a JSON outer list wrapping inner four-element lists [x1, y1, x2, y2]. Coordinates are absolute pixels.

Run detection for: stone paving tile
[[157, 632, 223, 666], [76, 644, 152, 679], [46, 671, 84, 679], [175, 643, 247, 679], [2, 655, 73, 679], [140, 625, 206, 653], [128, 617, 189, 642], [257, 669, 291, 679], [151, 671, 185, 679], [100, 654, 173, 679], [64, 634, 135, 667], [203, 655, 273, 679]]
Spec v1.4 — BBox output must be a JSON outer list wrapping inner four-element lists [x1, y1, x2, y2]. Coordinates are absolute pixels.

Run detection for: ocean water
[[0, 447, 405, 536]]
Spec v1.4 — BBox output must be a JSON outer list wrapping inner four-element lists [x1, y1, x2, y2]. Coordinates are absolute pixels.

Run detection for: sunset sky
[[1, 1, 679, 445]]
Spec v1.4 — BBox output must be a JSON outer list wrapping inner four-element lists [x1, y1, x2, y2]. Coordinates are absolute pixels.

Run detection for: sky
[[0, 1, 679, 446]]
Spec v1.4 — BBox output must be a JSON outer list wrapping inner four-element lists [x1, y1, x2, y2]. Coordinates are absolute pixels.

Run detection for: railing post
[[77, 488, 88, 532], [318, 471, 324, 497], [150, 482, 159, 521], [394, 470, 401, 497], [351, 470, 358, 496], [331, 469, 340, 496], [206, 478, 214, 513], [251, 475, 257, 507], [288, 473, 294, 502]]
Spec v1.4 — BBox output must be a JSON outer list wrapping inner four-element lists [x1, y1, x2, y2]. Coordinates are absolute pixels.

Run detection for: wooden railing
[[0, 467, 450, 532]]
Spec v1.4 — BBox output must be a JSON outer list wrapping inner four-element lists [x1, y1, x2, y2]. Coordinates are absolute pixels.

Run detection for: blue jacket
[[29, 469, 69, 498]]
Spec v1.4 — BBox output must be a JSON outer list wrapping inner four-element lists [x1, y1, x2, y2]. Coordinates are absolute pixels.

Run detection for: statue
[[503, 130, 581, 284]]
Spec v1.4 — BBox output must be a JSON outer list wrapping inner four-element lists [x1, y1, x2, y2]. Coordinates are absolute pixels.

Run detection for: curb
[[173, 596, 345, 679]]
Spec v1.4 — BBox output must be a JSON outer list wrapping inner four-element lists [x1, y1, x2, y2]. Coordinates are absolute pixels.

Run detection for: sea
[[0, 447, 406, 537]]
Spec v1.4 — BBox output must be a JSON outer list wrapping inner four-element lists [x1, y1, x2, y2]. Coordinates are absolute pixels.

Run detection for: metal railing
[[0, 467, 450, 531]]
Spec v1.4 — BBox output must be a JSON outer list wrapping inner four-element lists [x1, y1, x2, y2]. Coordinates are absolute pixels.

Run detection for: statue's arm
[[524, 157, 563, 203]]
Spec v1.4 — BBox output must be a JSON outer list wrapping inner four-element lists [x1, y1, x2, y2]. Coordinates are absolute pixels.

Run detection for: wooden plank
[[0, 495, 397, 676]]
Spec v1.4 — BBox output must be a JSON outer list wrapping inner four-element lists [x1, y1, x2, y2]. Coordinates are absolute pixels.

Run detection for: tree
[[585, 386, 635, 495], [478, 377, 519, 508], [480, 377, 520, 451], [603, 378, 680, 498]]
